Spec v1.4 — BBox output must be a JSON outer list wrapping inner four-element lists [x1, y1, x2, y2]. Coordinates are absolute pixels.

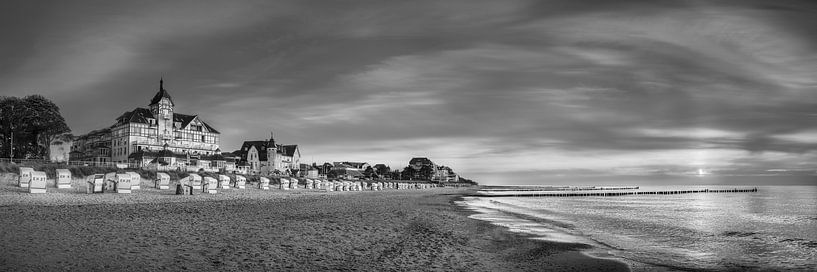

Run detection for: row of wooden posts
[[16, 167, 439, 195], [475, 188, 759, 197]]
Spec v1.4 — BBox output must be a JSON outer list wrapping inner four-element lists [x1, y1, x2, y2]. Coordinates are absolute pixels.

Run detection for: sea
[[460, 185, 817, 271]]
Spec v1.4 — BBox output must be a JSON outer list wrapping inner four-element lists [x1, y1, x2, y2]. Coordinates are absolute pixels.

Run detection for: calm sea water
[[461, 185, 817, 271]]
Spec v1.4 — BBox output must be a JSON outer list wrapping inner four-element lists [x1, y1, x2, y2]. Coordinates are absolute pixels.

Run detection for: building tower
[[267, 131, 279, 172], [149, 78, 175, 142]]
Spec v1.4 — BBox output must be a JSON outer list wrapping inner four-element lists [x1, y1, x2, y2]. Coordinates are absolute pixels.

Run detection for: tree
[[401, 166, 416, 180], [1, 95, 71, 159], [327, 170, 339, 179], [363, 166, 375, 179], [25, 95, 71, 159], [419, 165, 434, 181], [374, 165, 391, 177], [0, 96, 24, 158]]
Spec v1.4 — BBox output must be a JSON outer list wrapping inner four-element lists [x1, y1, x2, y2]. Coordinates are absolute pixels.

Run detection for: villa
[[237, 133, 301, 175], [71, 79, 226, 170]]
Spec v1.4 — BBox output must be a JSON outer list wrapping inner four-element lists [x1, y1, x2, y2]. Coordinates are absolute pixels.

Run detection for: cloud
[[2, 0, 816, 184]]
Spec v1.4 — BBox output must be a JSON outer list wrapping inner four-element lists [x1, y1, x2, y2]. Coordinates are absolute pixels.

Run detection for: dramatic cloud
[[1, 0, 815, 184]]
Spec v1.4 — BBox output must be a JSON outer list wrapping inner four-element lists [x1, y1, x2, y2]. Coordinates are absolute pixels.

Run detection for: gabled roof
[[116, 108, 155, 124], [409, 157, 435, 166], [199, 119, 220, 134], [150, 89, 174, 106], [113, 108, 219, 134], [157, 149, 174, 158], [173, 113, 195, 127], [281, 145, 298, 157], [241, 141, 270, 161], [173, 113, 220, 134], [341, 162, 368, 169]]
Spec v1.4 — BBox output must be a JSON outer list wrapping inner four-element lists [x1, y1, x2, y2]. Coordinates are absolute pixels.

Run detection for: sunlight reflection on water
[[463, 185, 817, 271]]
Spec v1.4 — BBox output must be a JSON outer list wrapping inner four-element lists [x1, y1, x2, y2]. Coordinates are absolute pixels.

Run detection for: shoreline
[[455, 195, 649, 272], [0, 176, 630, 271]]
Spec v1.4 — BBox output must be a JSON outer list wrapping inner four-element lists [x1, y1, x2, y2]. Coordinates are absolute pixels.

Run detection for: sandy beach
[[0, 174, 628, 271]]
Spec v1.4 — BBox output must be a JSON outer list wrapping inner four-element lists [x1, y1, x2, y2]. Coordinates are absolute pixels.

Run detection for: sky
[[1, 0, 816, 185]]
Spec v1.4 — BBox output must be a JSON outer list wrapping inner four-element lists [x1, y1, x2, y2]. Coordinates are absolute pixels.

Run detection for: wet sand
[[0, 174, 628, 271]]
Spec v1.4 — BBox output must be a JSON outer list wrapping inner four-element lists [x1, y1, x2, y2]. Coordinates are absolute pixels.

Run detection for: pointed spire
[[268, 130, 276, 148], [150, 77, 174, 106]]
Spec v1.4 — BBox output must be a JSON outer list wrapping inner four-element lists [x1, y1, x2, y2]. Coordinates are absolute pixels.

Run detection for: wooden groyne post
[[471, 187, 758, 197]]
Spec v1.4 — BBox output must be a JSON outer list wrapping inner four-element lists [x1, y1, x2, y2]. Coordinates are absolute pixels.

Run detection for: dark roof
[[409, 157, 434, 166], [172, 113, 220, 134], [173, 113, 195, 127], [116, 108, 155, 124], [149, 80, 174, 106], [113, 108, 219, 134], [157, 149, 174, 157], [281, 145, 298, 157], [342, 162, 368, 168], [240, 141, 270, 161], [199, 119, 220, 134], [76, 128, 111, 140]]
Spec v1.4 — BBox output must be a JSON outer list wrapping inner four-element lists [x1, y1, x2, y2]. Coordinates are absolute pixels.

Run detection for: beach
[[0, 175, 628, 271]]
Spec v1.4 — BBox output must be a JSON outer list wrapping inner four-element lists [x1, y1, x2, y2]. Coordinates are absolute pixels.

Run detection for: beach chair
[[125, 171, 141, 190], [18, 167, 34, 188], [155, 172, 170, 189], [280, 178, 290, 190], [86, 174, 104, 193], [104, 172, 117, 192], [235, 175, 246, 189], [204, 177, 218, 194], [259, 177, 270, 190], [56, 169, 72, 189], [115, 173, 132, 194], [218, 175, 231, 189], [29, 171, 47, 194], [188, 174, 202, 190], [176, 177, 193, 195], [288, 177, 296, 189]]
